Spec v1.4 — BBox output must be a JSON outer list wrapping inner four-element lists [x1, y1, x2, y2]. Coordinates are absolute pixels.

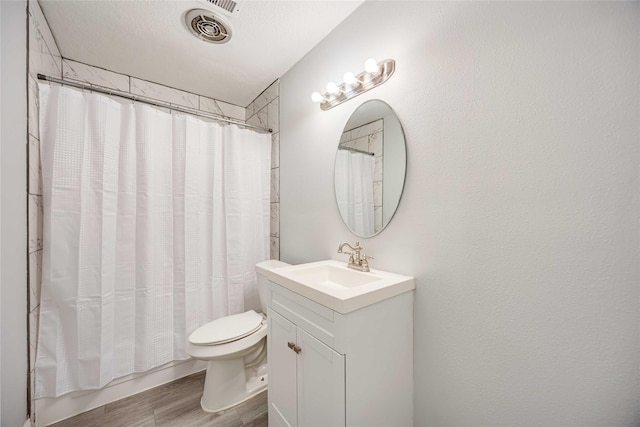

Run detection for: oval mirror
[[334, 100, 407, 238]]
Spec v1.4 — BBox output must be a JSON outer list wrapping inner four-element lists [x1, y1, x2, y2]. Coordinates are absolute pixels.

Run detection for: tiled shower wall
[[27, 1, 61, 420], [246, 82, 280, 260], [27, 0, 279, 421]]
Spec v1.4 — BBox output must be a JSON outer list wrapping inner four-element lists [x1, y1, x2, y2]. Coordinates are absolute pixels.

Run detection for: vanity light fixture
[[311, 91, 328, 103], [343, 72, 362, 87], [364, 58, 380, 74], [326, 82, 342, 95], [311, 58, 395, 111]]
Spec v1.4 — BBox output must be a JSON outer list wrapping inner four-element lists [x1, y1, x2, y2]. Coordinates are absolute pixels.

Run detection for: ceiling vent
[[200, 0, 237, 14], [185, 9, 232, 44]]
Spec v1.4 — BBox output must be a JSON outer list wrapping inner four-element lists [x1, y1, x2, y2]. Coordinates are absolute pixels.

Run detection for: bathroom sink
[[258, 260, 415, 313], [286, 263, 381, 289]]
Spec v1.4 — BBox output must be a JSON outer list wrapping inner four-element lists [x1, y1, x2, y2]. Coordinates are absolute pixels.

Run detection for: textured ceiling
[[39, 0, 363, 106]]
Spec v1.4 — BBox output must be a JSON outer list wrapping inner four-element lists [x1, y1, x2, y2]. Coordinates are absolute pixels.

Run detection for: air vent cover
[[185, 9, 232, 44], [202, 0, 237, 14]]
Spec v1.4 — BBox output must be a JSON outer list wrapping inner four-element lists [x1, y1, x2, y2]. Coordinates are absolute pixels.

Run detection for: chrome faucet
[[337, 241, 373, 272]]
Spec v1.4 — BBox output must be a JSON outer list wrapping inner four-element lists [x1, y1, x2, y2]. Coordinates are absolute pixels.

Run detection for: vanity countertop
[[258, 259, 415, 314]]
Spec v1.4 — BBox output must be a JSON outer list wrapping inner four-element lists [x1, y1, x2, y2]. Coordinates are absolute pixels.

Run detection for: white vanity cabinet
[[267, 281, 414, 427], [269, 309, 345, 427]]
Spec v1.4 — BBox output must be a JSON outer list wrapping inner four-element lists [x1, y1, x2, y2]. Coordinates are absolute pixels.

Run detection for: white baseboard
[[34, 359, 206, 427]]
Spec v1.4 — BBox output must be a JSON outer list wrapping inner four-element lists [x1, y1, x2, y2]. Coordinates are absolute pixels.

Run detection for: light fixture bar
[[312, 59, 395, 111]]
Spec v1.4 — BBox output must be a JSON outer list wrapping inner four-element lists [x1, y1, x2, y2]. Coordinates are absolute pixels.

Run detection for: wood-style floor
[[49, 372, 267, 427]]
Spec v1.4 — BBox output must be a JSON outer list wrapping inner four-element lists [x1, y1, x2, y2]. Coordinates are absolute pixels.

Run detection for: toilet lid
[[188, 310, 264, 346]]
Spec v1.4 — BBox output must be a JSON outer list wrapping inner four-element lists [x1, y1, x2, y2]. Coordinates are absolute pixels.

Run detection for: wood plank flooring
[[49, 372, 267, 427]]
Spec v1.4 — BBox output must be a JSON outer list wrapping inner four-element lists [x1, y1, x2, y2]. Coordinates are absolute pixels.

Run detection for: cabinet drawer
[[270, 282, 338, 350]]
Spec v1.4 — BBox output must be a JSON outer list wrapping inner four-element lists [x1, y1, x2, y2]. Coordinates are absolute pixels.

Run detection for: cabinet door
[[297, 328, 345, 427], [268, 309, 299, 427]]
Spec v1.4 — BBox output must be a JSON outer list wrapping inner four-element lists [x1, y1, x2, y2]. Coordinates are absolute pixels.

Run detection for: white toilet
[[187, 260, 290, 413]]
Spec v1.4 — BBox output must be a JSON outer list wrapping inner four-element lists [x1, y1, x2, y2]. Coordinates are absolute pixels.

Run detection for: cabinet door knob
[[287, 341, 295, 350]]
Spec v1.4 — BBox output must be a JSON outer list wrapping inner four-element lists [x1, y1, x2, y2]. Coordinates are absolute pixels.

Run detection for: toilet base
[[200, 358, 268, 413]]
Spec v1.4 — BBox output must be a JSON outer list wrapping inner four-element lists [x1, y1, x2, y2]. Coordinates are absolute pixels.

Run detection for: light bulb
[[364, 58, 380, 74], [326, 82, 340, 95], [311, 91, 324, 103], [343, 72, 358, 86]]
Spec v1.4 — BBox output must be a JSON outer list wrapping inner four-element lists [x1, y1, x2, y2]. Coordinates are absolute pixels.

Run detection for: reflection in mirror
[[334, 100, 406, 238]]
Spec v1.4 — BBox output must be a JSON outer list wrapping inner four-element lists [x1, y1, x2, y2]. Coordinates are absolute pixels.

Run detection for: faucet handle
[[360, 254, 373, 271]]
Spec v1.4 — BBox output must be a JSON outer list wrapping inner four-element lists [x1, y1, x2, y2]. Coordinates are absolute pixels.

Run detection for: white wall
[[279, 2, 639, 425], [1, 1, 29, 426]]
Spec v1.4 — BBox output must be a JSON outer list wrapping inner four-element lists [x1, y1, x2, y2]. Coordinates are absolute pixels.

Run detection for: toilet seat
[[189, 310, 264, 346], [186, 321, 267, 361]]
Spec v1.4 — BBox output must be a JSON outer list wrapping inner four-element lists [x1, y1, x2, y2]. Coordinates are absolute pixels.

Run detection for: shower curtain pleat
[[35, 84, 271, 398], [335, 150, 376, 236]]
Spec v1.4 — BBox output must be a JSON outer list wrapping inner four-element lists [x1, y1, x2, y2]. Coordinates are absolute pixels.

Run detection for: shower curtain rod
[[338, 146, 375, 156], [37, 74, 272, 134]]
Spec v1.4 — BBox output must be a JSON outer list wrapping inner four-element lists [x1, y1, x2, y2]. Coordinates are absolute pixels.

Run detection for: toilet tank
[[256, 260, 290, 314]]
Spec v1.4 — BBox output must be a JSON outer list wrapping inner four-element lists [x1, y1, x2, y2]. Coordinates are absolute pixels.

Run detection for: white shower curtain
[[335, 150, 375, 236], [35, 84, 271, 398]]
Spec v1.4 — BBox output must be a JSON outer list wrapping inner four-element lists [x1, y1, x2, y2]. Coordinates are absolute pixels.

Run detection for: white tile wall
[[29, 1, 60, 58], [270, 202, 280, 237], [247, 79, 280, 259], [351, 120, 383, 139], [270, 237, 280, 260], [30, 367, 36, 418], [373, 181, 383, 207], [374, 156, 383, 182], [267, 98, 279, 133], [340, 130, 351, 144], [63, 59, 129, 92], [28, 1, 62, 80], [29, 307, 40, 372], [270, 168, 280, 203], [130, 77, 199, 109], [271, 132, 280, 169], [247, 80, 279, 118], [28, 76, 39, 139], [218, 102, 246, 121], [374, 207, 383, 231], [29, 250, 42, 313], [28, 28, 59, 83], [28, 195, 43, 253], [199, 96, 225, 115], [247, 105, 268, 129], [350, 136, 369, 151], [199, 97, 246, 122], [26, 2, 62, 420], [370, 130, 383, 156], [29, 135, 42, 195]]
